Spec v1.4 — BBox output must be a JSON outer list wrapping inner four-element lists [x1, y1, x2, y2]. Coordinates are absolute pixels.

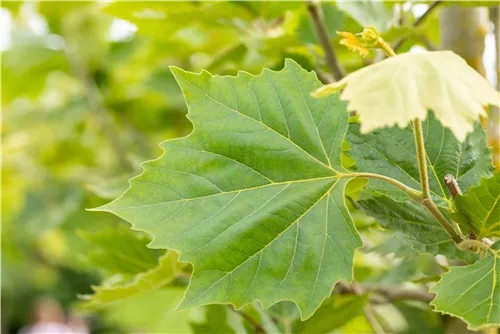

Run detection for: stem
[[422, 198, 463, 243], [413, 119, 430, 199], [377, 39, 463, 244], [413, 120, 461, 242], [363, 305, 385, 334], [377, 37, 397, 57], [307, 1, 345, 81], [341, 172, 422, 201], [393, 1, 441, 52]]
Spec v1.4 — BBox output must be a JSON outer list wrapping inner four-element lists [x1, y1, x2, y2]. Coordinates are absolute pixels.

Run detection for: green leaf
[[80, 250, 186, 308], [336, 2, 394, 32], [190, 304, 245, 334], [314, 51, 500, 142], [295, 294, 368, 334], [95, 59, 362, 319], [346, 112, 494, 207], [368, 253, 441, 286], [79, 225, 162, 276], [356, 195, 476, 262], [103, 288, 193, 333], [394, 301, 445, 334], [453, 173, 500, 239], [430, 241, 500, 330]]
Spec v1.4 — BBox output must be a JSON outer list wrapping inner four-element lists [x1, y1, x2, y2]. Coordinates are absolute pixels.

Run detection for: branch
[[393, 1, 441, 52], [307, 1, 345, 81], [443, 174, 462, 199], [371, 286, 435, 304], [336, 281, 435, 304]]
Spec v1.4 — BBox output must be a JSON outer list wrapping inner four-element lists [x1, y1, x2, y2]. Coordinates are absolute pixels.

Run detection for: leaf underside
[[430, 241, 500, 330], [81, 250, 185, 308], [96, 60, 362, 319], [335, 51, 500, 141]]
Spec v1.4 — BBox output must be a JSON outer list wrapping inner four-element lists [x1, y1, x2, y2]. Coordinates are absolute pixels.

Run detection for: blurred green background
[[2, 1, 499, 333]]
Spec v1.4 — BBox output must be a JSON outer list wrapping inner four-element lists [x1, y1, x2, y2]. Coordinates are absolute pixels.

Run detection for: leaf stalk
[[375, 38, 463, 245], [341, 172, 422, 201], [412, 119, 430, 199]]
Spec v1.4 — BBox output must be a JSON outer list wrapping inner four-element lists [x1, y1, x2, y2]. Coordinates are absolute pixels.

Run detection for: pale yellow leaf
[[313, 51, 500, 141]]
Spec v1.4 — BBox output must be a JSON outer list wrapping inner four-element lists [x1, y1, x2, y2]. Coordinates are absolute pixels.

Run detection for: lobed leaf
[[79, 226, 163, 276], [94, 60, 362, 319], [430, 241, 500, 330], [453, 173, 500, 239], [80, 250, 186, 308], [314, 51, 500, 142]]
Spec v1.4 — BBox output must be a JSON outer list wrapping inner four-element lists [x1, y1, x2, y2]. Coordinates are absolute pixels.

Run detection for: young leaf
[[452, 173, 500, 239], [430, 241, 500, 330], [79, 226, 163, 276], [80, 250, 186, 308], [347, 113, 494, 207], [314, 51, 500, 142], [94, 60, 362, 319]]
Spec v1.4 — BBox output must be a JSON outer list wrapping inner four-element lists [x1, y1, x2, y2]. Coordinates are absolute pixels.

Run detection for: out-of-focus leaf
[[79, 225, 162, 276], [1, 45, 69, 104], [103, 288, 193, 333], [395, 301, 444, 334], [336, 1, 394, 32], [233, 1, 302, 20], [16, 184, 82, 235], [80, 250, 187, 308], [267, 301, 301, 333], [86, 174, 132, 200], [294, 294, 368, 333], [368, 254, 441, 285], [190, 304, 246, 334], [370, 232, 420, 258], [346, 113, 494, 207], [430, 241, 500, 330], [453, 173, 500, 239], [1, 1, 22, 14]]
